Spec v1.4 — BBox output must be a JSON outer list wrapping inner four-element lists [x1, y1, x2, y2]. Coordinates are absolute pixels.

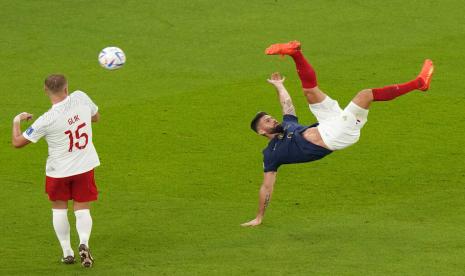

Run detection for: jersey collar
[[52, 96, 70, 109]]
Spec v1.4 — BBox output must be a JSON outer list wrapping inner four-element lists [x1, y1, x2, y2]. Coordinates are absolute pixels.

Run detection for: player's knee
[[302, 87, 320, 97], [51, 200, 68, 209], [356, 89, 373, 101], [73, 201, 91, 210]]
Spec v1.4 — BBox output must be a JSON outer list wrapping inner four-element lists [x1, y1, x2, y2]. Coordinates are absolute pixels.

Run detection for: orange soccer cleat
[[265, 40, 301, 56], [417, 59, 434, 91]]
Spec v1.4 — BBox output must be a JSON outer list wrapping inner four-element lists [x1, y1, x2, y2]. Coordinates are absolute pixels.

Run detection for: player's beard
[[269, 124, 284, 134]]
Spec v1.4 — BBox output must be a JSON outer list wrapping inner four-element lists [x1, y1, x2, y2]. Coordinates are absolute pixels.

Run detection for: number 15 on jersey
[[64, 123, 88, 152]]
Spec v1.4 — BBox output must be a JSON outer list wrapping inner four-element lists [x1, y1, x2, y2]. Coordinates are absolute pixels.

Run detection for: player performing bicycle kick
[[242, 41, 434, 227]]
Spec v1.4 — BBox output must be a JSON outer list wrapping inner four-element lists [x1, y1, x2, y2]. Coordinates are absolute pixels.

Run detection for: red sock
[[290, 51, 318, 89], [372, 78, 423, 101]]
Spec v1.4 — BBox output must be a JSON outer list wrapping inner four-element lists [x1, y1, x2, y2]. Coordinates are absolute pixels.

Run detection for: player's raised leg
[[266, 41, 326, 104], [74, 201, 94, 267], [352, 59, 434, 109], [51, 201, 75, 264]]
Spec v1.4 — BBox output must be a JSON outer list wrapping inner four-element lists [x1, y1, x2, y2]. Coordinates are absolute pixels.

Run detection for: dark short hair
[[250, 112, 268, 133], [45, 74, 67, 93]]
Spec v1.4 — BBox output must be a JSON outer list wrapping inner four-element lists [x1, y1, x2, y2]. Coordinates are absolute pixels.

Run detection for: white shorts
[[309, 96, 369, 150]]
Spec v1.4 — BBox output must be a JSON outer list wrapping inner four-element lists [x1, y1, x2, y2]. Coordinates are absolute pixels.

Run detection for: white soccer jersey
[[23, 91, 100, 178]]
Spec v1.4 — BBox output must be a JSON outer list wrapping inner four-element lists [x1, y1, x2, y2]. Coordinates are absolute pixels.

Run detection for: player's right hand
[[14, 112, 33, 122], [267, 72, 285, 86]]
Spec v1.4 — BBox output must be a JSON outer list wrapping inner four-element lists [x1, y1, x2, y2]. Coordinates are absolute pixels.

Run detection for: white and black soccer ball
[[98, 46, 126, 70]]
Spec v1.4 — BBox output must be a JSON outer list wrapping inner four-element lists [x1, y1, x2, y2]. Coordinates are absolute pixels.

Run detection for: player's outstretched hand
[[14, 112, 33, 123], [241, 217, 262, 227], [267, 72, 285, 86]]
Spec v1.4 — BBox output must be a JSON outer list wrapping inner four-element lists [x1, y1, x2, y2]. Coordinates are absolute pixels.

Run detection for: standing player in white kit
[[11, 74, 100, 267]]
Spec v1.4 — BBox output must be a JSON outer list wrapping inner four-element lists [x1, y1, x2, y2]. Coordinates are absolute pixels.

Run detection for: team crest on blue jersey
[[26, 127, 34, 136]]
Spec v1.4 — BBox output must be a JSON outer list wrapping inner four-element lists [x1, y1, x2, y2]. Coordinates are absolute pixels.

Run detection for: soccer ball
[[98, 47, 126, 70]]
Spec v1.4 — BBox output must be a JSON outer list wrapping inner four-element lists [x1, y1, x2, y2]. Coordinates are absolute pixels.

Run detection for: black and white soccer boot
[[61, 255, 75, 264], [78, 244, 94, 268]]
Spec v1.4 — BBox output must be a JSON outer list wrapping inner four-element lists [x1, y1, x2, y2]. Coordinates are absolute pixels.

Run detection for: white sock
[[52, 209, 74, 257], [75, 209, 93, 247]]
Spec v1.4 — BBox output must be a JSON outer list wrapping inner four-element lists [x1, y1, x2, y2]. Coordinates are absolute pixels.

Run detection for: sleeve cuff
[[22, 133, 37, 143], [92, 106, 99, 116]]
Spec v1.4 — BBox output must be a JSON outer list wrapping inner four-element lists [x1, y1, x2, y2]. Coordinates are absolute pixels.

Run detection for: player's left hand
[[241, 217, 262, 227], [14, 112, 33, 123]]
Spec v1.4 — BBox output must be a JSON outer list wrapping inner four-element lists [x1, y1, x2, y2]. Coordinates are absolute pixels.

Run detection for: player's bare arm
[[241, 171, 276, 227], [12, 112, 33, 148], [267, 72, 296, 116], [91, 112, 100, 122]]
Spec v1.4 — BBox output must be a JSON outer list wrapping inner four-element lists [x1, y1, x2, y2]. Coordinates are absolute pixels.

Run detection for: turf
[[1, 0, 465, 274]]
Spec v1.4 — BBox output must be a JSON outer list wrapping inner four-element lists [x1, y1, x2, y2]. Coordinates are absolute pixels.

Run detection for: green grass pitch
[[1, 0, 465, 274]]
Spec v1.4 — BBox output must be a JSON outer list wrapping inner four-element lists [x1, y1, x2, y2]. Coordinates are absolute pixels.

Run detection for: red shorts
[[45, 169, 98, 202]]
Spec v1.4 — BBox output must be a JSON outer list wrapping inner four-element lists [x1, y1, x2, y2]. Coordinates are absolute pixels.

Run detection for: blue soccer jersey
[[262, 115, 332, 172]]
